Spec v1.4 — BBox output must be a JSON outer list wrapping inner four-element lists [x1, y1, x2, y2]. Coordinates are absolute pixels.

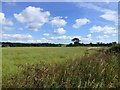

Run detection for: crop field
[[2, 46, 120, 88]]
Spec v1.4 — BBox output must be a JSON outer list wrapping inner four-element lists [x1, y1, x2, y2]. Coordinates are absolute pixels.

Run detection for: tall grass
[[2, 47, 120, 88], [2, 47, 87, 80]]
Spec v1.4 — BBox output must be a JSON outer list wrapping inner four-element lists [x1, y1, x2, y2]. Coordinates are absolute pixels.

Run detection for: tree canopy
[[71, 38, 80, 46]]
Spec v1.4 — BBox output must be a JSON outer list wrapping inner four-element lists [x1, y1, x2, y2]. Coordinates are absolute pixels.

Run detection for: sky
[[0, 2, 118, 44]]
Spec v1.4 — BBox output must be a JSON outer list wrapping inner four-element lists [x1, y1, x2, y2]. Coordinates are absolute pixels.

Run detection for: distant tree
[[89, 42, 93, 46], [72, 38, 80, 46], [112, 42, 117, 45], [66, 43, 73, 47]]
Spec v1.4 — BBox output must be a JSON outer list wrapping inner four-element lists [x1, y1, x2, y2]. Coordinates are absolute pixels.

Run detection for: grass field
[[2, 46, 120, 88], [2, 47, 88, 80]]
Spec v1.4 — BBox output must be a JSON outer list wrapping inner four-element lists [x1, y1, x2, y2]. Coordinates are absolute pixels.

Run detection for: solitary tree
[[72, 38, 80, 46]]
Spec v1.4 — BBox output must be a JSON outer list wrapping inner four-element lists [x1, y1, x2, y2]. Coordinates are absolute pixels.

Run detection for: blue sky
[[0, 2, 118, 44]]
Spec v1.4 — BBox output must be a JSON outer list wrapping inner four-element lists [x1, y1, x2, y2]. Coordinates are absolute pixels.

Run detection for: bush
[[107, 44, 120, 53]]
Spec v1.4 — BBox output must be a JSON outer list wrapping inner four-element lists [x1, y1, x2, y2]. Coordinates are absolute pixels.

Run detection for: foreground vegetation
[[2, 45, 120, 88]]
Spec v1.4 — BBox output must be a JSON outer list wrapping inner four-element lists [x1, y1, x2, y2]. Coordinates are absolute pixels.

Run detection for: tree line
[[0, 37, 118, 47], [1, 42, 62, 47], [1, 42, 117, 47], [67, 38, 117, 47]]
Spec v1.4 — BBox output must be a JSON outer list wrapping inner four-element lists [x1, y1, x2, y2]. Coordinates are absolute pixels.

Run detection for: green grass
[[2, 47, 88, 80], [2, 46, 120, 88]]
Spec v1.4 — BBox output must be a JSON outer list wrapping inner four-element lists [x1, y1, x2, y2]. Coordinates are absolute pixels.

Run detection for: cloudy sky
[[0, 2, 118, 44]]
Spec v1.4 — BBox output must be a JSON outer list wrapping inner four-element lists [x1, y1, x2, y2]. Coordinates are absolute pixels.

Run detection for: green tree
[[72, 38, 80, 46]]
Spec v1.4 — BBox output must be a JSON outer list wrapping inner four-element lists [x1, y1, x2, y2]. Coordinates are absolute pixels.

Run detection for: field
[[2, 47, 87, 81], [2, 46, 120, 88]]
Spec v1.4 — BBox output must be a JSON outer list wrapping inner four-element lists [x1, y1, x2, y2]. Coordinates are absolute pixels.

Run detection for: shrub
[[107, 44, 120, 53]]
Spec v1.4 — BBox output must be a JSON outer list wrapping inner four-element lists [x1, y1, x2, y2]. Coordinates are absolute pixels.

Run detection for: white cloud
[[50, 16, 67, 27], [72, 18, 90, 29], [1, 33, 54, 43], [25, 23, 41, 32], [34, 38, 52, 43], [0, 12, 14, 32], [54, 28, 66, 34], [100, 10, 117, 23], [0, 12, 4, 24], [80, 34, 92, 43], [65, 16, 68, 19], [43, 33, 50, 36], [48, 35, 93, 43], [77, 3, 117, 24], [86, 34, 92, 38], [2, 26, 13, 32], [112, 34, 117, 36], [89, 25, 117, 34], [49, 35, 77, 40], [55, 35, 72, 40], [48, 35, 81, 44], [14, 6, 50, 31], [96, 35, 113, 43], [0, 12, 13, 26], [1, 34, 32, 42], [97, 35, 109, 39], [50, 35, 82, 41], [78, 3, 102, 11]]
